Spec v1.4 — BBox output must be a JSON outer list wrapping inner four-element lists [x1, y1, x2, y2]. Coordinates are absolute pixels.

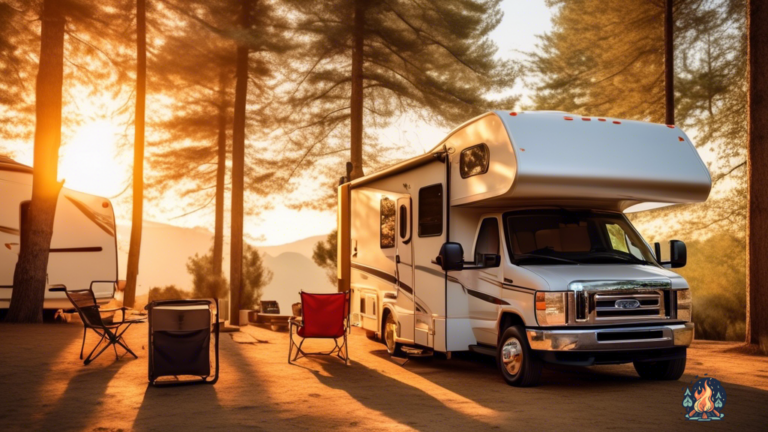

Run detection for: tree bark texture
[[229, 0, 250, 324], [348, 0, 366, 180], [213, 69, 227, 279], [6, 0, 65, 323], [746, 0, 768, 354], [124, 0, 147, 309], [664, 0, 675, 125]]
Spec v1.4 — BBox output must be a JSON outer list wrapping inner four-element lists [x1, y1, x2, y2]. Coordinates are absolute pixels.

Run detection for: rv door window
[[460, 143, 490, 178], [380, 197, 396, 249], [418, 184, 443, 237]]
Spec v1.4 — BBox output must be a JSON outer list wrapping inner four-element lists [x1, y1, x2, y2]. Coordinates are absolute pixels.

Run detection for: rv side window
[[418, 184, 442, 237], [460, 143, 490, 179], [380, 197, 396, 249]]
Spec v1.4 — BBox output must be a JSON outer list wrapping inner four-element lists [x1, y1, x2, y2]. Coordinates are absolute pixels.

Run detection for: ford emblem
[[615, 299, 641, 309]]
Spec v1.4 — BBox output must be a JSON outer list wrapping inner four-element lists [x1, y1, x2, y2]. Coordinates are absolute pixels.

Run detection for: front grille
[[594, 292, 662, 321]]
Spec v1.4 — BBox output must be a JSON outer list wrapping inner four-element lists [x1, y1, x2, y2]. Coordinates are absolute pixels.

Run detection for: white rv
[[1, 156, 118, 319], [337, 111, 710, 386]]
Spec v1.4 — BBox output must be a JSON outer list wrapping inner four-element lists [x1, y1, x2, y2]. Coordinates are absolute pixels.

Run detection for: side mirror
[[669, 240, 686, 268], [654, 240, 686, 268], [436, 242, 464, 271]]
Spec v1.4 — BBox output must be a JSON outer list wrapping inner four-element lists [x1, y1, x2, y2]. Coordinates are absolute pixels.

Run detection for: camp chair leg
[[117, 337, 138, 359], [80, 327, 87, 360], [84, 334, 111, 365]]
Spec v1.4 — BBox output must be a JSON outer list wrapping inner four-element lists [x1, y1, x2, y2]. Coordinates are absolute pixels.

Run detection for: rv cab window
[[380, 197, 396, 249], [474, 218, 500, 262], [418, 184, 443, 237], [460, 143, 490, 178]]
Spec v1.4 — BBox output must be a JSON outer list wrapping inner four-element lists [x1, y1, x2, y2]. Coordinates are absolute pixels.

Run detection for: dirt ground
[[0, 319, 766, 432]]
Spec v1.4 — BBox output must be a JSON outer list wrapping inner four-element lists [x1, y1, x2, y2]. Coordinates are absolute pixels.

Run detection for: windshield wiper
[[514, 254, 580, 265], [583, 253, 648, 265]]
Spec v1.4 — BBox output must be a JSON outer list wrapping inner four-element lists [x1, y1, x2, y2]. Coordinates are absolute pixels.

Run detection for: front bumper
[[526, 322, 694, 352]]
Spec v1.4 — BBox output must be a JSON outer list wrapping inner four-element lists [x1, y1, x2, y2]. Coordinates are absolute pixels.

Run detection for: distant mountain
[[257, 235, 326, 260], [115, 221, 335, 310], [261, 252, 336, 314]]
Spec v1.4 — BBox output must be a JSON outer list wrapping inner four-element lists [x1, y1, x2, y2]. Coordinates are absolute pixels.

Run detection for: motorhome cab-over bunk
[[337, 111, 711, 386], [1, 157, 118, 319]]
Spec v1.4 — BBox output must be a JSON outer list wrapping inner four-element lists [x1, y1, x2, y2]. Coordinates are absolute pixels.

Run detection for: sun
[[58, 120, 128, 198]]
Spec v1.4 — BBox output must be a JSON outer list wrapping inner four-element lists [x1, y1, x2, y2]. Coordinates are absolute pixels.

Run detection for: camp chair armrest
[[99, 306, 128, 321]]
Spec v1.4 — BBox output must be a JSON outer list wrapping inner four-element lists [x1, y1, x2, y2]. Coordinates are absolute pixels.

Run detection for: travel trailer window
[[380, 197, 396, 249], [418, 184, 442, 237], [399, 205, 407, 239], [459, 143, 490, 178], [504, 210, 657, 266]]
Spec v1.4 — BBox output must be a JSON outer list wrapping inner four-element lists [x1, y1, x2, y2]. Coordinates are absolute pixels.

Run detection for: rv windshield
[[503, 210, 658, 266]]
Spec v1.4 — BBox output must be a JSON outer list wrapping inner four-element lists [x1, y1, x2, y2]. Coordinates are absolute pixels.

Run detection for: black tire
[[633, 354, 686, 381], [497, 325, 543, 387], [383, 312, 403, 356]]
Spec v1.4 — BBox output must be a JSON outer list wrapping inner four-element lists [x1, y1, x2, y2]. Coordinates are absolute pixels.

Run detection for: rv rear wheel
[[497, 325, 543, 387], [384, 312, 403, 356]]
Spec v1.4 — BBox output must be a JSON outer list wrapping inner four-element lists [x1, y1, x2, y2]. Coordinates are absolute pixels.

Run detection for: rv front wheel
[[384, 312, 403, 356], [497, 325, 543, 387]]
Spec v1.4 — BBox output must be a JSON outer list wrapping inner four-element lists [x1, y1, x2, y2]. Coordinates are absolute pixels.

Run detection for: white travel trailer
[[1, 156, 118, 318], [337, 111, 711, 386]]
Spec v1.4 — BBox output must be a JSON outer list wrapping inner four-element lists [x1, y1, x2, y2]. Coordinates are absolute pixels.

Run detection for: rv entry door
[[395, 197, 415, 343]]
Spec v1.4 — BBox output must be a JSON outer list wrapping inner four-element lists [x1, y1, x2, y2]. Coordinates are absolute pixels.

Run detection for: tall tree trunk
[[229, 0, 250, 325], [348, 0, 366, 181], [5, 0, 65, 323], [213, 68, 227, 279], [664, 0, 674, 125], [124, 0, 147, 309], [746, 0, 768, 354]]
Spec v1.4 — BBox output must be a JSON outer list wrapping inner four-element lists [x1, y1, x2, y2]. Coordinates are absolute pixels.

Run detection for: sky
[[3, 0, 555, 247]]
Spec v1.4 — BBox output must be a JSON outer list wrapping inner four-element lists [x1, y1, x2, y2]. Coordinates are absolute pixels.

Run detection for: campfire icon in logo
[[683, 376, 726, 421]]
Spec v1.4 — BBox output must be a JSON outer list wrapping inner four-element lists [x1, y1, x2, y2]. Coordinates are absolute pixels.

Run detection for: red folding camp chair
[[288, 291, 350, 365]]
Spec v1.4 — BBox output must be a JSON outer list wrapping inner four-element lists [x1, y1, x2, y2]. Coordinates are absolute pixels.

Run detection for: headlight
[[535, 292, 567, 326], [677, 289, 692, 322]]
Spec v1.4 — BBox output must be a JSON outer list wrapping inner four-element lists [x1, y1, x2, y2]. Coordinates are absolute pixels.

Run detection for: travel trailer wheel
[[497, 325, 543, 387], [383, 312, 403, 356], [633, 355, 687, 380]]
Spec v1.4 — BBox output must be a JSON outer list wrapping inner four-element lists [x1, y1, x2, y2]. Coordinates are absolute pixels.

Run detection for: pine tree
[[277, 0, 518, 206], [124, 0, 148, 309], [2, 0, 135, 322], [312, 230, 338, 285]]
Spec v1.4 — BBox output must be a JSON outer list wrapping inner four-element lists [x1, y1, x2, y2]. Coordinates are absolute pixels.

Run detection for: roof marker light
[[582, 117, 591, 121], [564, 116, 573, 121], [667, 125, 675, 128], [102, 201, 109, 208], [678, 136, 685, 142], [510, 112, 518, 116], [598, 118, 606, 122], [613, 121, 621, 124], [520, 148, 526, 152]]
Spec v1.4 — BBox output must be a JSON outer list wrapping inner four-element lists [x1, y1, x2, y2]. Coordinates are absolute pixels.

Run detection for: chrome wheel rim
[[501, 337, 523, 376], [385, 316, 397, 352]]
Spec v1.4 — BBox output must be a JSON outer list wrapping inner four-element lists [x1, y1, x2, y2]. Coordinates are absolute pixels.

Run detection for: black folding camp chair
[[65, 283, 144, 365]]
